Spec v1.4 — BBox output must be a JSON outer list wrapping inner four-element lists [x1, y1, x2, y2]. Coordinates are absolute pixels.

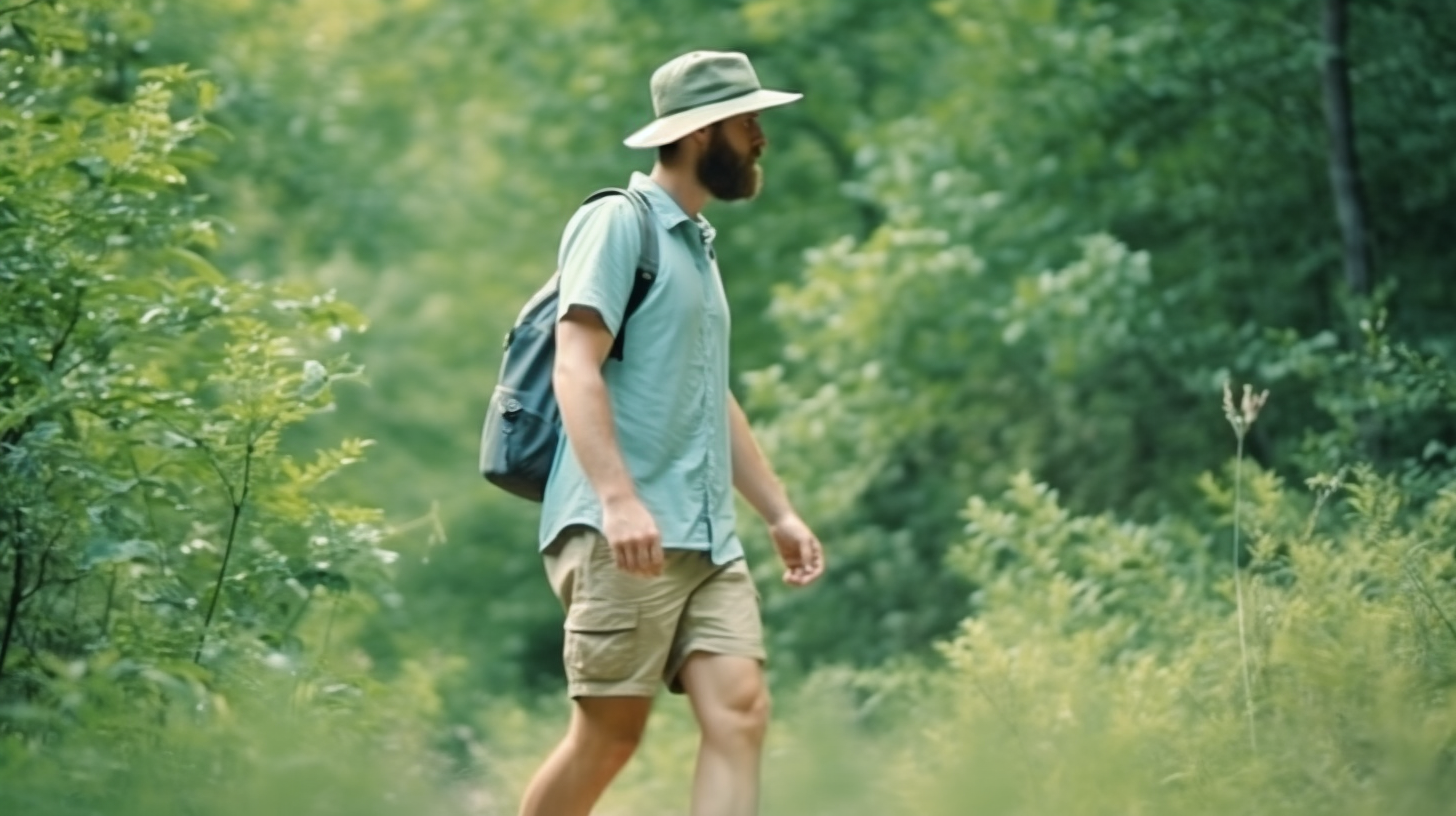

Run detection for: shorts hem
[[666, 642, 767, 695], [568, 681, 659, 699]]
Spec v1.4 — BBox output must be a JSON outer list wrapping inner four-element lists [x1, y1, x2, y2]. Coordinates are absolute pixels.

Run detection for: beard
[[695, 126, 763, 201]]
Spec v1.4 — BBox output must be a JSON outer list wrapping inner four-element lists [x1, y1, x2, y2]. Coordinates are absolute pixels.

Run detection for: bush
[[0, 7, 452, 814]]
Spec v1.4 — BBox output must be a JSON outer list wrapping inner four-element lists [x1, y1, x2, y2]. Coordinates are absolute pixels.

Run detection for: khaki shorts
[[543, 526, 765, 698]]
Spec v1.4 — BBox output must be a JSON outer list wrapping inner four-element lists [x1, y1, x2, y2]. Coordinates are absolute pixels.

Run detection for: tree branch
[[194, 440, 254, 663], [19, 524, 63, 602], [47, 285, 85, 372]]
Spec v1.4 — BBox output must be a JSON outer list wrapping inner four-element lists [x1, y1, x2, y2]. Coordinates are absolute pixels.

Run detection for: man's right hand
[[602, 495, 664, 577]]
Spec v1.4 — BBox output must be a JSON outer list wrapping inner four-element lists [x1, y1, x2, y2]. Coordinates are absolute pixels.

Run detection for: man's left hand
[[768, 514, 825, 587]]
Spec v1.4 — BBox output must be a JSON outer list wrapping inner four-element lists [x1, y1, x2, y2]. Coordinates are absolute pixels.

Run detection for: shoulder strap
[[581, 188, 659, 361]]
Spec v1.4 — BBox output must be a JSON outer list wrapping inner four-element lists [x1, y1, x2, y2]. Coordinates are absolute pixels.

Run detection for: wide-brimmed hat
[[623, 51, 802, 149]]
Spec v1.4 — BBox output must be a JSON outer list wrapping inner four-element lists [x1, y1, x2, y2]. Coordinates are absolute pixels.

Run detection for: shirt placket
[[694, 221, 720, 545]]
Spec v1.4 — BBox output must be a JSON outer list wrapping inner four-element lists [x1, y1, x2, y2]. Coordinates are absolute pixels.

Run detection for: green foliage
[[0, 664, 460, 816], [3, 0, 1455, 813], [0, 5, 459, 810], [1264, 306, 1456, 502], [896, 472, 1456, 816], [743, 0, 1456, 667], [0, 0, 386, 721]]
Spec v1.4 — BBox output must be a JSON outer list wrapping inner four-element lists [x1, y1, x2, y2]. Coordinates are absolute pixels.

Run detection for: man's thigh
[[665, 557, 766, 694]]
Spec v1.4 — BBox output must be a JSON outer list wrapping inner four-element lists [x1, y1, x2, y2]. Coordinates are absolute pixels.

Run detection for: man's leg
[[517, 696, 653, 816], [680, 652, 771, 816]]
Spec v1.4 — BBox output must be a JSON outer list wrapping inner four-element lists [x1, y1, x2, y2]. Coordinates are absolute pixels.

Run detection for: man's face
[[695, 112, 766, 201]]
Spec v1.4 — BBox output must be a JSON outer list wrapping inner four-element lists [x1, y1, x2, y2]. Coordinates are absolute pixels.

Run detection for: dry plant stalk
[[1223, 380, 1268, 751]]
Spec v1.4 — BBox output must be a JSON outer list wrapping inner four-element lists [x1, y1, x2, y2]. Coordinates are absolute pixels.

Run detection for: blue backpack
[[479, 188, 659, 501]]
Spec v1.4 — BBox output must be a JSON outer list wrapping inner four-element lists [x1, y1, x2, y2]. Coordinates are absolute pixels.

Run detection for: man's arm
[[554, 307, 663, 576], [728, 393, 825, 586]]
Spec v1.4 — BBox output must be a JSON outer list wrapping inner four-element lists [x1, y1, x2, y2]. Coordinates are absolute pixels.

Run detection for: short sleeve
[[556, 195, 644, 337]]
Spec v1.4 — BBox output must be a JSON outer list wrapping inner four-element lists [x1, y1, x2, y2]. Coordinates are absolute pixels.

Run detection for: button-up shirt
[[540, 172, 741, 564]]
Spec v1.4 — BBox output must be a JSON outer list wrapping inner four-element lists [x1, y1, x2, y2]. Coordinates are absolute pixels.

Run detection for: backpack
[[479, 188, 659, 501]]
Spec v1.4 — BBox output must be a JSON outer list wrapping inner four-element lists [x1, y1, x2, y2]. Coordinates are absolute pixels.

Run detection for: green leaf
[[299, 360, 328, 400], [84, 538, 161, 567], [165, 247, 228, 285], [296, 567, 351, 594], [197, 79, 219, 111]]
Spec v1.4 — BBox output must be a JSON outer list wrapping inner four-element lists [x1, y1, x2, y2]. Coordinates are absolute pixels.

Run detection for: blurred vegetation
[[1, 0, 1452, 814]]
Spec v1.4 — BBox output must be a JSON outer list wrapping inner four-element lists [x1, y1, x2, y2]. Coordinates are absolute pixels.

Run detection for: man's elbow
[[553, 353, 585, 393], [553, 342, 607, 395]]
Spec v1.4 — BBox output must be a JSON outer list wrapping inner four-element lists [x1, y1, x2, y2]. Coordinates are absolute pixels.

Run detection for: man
[[517, 51, 826, 816]]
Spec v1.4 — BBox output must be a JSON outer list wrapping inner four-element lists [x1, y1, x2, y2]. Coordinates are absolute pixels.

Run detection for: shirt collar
[[629, 171, 710, 234]]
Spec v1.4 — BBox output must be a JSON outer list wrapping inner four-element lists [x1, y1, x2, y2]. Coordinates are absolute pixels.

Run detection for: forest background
[[2, 1, 1455, 814]]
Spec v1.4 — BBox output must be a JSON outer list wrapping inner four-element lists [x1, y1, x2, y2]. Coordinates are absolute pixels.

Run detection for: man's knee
[[703, 671, 771, 745], [576, 727, 643, 766], [737, 682, 772, 743]]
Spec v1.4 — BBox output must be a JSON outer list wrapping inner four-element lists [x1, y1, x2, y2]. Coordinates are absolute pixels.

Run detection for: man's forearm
[[554, 359, 636, 504], [728, 395, 794, 525]]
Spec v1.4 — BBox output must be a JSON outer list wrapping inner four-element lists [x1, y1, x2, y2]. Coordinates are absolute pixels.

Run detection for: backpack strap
[[581, 188, 659, 361]]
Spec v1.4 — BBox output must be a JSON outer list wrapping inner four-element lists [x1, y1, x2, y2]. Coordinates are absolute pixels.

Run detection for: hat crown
[[651, 51, 763, 118]]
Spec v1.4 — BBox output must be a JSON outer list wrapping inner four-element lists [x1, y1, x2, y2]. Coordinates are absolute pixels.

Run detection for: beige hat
[[624, 51, 803, 149]]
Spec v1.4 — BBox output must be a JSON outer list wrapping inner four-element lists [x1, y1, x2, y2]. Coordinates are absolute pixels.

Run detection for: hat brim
[[623, 89, 803, 149]]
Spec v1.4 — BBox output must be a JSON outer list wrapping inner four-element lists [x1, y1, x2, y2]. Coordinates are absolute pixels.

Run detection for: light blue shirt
[[540, 172, 742, 564]]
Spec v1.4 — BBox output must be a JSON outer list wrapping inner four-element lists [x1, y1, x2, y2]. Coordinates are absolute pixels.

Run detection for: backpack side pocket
[[480, 384, 559, 501]]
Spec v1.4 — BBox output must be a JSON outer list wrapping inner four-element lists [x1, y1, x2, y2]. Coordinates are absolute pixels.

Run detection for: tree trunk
[[1321, 0, 1374, 296]]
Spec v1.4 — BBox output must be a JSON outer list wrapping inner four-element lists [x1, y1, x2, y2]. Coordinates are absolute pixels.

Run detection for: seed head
[[1223, 381, 1270, 439]]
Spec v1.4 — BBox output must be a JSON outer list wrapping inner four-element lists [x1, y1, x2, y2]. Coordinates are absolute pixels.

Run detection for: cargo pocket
[[564, 602, 640, 682]]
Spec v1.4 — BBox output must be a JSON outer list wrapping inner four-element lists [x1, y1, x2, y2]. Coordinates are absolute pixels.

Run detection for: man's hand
[[768, 514, 825, 587], [603, 495, 664, 577]]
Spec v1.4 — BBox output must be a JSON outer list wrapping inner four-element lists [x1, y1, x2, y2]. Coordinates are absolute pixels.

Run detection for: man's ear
[[687, 125, 713, 150]]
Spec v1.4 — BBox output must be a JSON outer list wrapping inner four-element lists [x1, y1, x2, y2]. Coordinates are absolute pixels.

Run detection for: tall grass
[[0, 660, 468, 816], [496, 466, 1456, 816]]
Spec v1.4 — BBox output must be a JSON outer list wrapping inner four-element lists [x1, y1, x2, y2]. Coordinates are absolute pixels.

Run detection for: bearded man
[[517, 51, 827, 816]]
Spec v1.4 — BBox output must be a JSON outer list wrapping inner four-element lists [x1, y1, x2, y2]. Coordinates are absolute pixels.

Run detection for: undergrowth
[[4, 464, 1453, 815], [480, 464, 1456, 816]]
